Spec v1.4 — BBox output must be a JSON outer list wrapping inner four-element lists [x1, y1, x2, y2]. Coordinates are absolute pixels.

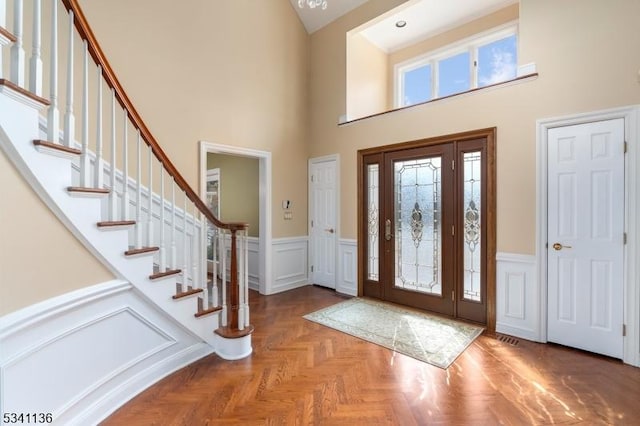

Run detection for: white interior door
[[310, 158, 337, 289], [547, 118, 625, 359]]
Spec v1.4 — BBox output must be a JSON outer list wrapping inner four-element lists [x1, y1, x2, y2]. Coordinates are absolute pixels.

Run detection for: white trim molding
[[199, 141, 272, 295], [272, 236, 309, 294], [536, 105, 640, 367], [337, 239, 357, 296], [496, 252, 539, 342], [0, 280, 213, 425]]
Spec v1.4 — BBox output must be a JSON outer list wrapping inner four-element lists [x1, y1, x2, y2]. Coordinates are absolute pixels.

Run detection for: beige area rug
[[303, 297, 483, 369]]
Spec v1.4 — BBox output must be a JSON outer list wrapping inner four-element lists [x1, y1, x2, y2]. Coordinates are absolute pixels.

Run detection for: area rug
[[303, 297, 483, 369]]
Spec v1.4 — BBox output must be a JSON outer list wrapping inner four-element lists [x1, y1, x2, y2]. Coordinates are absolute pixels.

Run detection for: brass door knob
[[552, 242, 572, 251]]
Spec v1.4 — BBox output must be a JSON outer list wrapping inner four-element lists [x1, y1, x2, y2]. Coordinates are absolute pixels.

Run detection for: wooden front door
[[359, 129, 495, 326]]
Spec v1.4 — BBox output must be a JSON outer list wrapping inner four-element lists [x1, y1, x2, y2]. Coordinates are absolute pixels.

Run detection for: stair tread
[[172, 287, 203, 300], [97, 220, 136, 228], [149, 269, 181, 280], [194, 305, 223, 318], [0, 78, 50, 106], [33, 140, 81, 155], [124, 246, 159, 256], [67, 186, 110, 194], [0, 26, 17, 43]]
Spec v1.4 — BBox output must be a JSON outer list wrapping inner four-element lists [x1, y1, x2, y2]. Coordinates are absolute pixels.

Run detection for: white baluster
[[94, 66, 104, 188], [244, 230, 250, 326], [238, 231, 245, 330], [10, 0, 25, 87], [191, 207, 199, 306], [0, 0, 5, 79], [201, 217, 208, 307], [79, 40, 90, 186], [170, 179, 177, 270], [147, 146, 153, 247], [28, 0, 42, 96], [182, 192, 189, 289], [135, 130, 142, 249], [0, 0, 6, 28], [109, 89, 117, 220], [211, 227, 218, 307], [159, 166, 166, 271], [46, 1, 60, 142], [121, 111, 129, 220], [63, 11, 74, 147], [220, 229, 227, 326]]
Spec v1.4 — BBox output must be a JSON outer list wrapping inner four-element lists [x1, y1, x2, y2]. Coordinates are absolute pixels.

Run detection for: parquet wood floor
[[101, 286, 640, 425]]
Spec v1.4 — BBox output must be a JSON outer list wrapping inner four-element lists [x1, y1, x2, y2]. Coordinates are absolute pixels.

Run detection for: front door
[[547, 119, 625, 358], [360, 132, 493, 325]]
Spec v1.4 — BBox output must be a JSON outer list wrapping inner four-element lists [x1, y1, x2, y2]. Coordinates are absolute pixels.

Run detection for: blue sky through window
[[403, 64, 432, 106], [478, 34, 517, 87], [438, 52, 470, 98]]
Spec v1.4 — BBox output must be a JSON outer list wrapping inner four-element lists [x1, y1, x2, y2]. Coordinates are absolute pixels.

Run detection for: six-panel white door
[[547, 118, 625, 359], [309, 158, 337, 289]]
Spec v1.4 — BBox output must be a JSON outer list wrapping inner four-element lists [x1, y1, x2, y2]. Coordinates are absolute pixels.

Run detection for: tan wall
[[346, 34, 389, 119], [78, 0, 310, 239], [0, 151, 114, 316], [309, 0, 640, 254], [207, 154, 260, 238]]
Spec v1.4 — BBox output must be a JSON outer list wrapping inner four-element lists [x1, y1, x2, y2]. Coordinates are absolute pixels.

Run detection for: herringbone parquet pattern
[[101, 286, 640, 425]]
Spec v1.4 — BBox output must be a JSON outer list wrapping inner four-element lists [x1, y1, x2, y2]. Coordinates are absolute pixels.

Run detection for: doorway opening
[[199, 141, 272, 295], [357, 128, 496, 329]]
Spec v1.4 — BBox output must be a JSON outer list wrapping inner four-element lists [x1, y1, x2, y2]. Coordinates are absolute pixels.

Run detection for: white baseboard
[[0, 280, 213, 425], [337, 239, 357, 296], [271, 237, 309, 294], [495, 252, 540, 342]]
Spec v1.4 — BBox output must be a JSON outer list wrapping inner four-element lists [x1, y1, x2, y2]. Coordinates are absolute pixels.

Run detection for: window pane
[[463, 151, 482, 302], [478, 34, 517, 87], [394, 157, 442, 296], [367, 164, 379, 281], [437, 52, 470, 97], [403, 64, 432, 106]]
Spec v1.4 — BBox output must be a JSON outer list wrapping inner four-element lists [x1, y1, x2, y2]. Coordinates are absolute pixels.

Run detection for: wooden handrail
[[60, 0, 247, 233]]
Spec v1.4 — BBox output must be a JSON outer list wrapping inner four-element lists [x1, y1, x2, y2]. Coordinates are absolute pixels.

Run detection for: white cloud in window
[[479, 48, 517, 86]]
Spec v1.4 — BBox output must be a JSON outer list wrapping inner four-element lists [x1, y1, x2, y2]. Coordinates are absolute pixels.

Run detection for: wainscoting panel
[[271, 237, 308, 294], [337, 239, 357, 296], [0, 280, 212, 425], [247, 237, 260, 291], [496, 253, 540, 341]]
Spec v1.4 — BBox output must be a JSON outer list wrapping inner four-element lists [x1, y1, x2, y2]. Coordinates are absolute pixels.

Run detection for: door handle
[[325, 228, 334, 234], [385, 219, 393, 241], [552, 242, 572, 251]]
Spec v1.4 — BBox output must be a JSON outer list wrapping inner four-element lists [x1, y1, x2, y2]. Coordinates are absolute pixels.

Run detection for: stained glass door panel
[[393, 157, 442, 295]]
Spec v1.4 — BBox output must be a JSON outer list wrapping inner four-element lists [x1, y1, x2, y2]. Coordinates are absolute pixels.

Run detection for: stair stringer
[[0, 88, 219, 346]]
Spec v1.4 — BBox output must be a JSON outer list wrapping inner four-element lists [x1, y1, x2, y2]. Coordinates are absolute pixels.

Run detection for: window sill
[[339, 73, 539, 126]]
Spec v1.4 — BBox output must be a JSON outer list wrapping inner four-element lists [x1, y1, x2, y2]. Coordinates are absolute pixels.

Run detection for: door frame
[[308, 154, 340, 289], [536, 106, 640, 366], [199, 141, 273, 295], [357, 128, 497, 332]]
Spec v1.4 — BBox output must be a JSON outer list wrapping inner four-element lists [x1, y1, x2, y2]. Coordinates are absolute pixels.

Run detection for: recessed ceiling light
[[395, 20, 407, 28]]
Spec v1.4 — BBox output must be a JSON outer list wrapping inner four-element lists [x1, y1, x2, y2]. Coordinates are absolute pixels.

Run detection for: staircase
[[0, 0, 253, 360]]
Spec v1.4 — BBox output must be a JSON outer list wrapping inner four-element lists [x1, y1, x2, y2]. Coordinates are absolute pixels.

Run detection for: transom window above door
[[395, 24, 518, 108]]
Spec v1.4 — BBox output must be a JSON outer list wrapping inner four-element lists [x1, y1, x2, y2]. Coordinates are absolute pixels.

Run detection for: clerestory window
[[395, 23, 518, 108]]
